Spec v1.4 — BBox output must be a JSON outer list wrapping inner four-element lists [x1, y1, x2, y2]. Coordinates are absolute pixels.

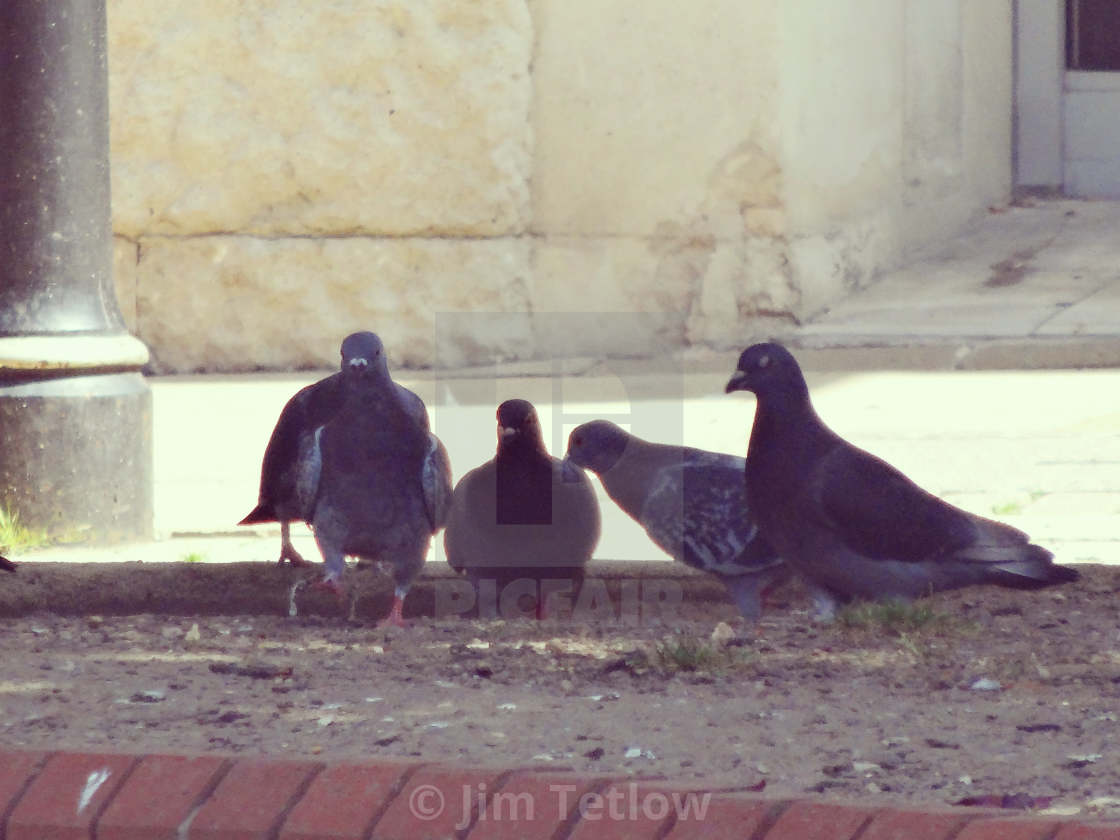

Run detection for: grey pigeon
[[240, 343, 429, 567], [444, 399, 600, 618], [302, 331, 451, 626], [0, 555, 15, 573], [563, 420, 788, 621], [725, 341, 1079, 619]]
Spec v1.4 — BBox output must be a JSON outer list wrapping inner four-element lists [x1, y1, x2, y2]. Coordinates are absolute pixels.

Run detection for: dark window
[[1067, 0, 1120, 70]]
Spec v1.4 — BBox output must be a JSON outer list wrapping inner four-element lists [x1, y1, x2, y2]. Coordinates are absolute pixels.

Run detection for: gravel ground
[[2, 563, 1118, 819]]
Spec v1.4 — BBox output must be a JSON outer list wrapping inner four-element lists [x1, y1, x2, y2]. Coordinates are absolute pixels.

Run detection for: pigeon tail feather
[[985, 561, 1080, 589], [238, 503, 276, 525]]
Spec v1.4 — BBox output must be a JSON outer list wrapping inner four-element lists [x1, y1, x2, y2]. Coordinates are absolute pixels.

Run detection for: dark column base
[[0, 373, 153, 543]]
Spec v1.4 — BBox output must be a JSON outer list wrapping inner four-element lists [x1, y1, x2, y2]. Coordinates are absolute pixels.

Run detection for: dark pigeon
[[0, 555, 15, 573], [444, 399, 600, 618], [563, 420, 788, 621], [300, 331, 451, 626], [725, 341, 1079, 619], [240, 342, 429, 567]]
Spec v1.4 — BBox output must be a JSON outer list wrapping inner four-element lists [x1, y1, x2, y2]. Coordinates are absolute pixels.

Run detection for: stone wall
[[108, 0, 1012, 372]]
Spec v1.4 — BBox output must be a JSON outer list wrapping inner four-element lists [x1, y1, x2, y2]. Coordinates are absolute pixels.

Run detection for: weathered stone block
[[108, 0, 532, 238], [530, 0, 781, 237], [135, 235, 533, 372]]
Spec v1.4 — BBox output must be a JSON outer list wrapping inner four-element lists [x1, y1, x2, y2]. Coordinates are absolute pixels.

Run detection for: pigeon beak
[[348, 357, 370, 372], [725, 370, 750, 393], [499, 426, 518, 439], [560, 458, 583, 484]]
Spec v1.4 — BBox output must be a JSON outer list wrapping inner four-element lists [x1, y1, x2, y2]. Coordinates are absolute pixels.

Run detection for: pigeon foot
[[312, 577, 349, 609], [377, 595, 409, 629], [279, 547, 311, 567]]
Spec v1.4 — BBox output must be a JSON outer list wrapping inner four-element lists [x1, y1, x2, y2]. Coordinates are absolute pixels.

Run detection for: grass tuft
[[0, 506, 49, 553], [837, 599, 946, 634], [654, 635, 720, 671], [651, 632, 756, 674], [181, 552, 206, 564]]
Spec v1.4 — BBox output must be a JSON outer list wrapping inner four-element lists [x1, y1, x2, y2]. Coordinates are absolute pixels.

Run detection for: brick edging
[[0, 750, 1116, 840]]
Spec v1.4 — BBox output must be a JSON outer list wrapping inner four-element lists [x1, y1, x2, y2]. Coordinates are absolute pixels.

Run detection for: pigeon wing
[[422, 433, 454, 532], [642, 455, 772, 574], [241, 372, 342, 523], [812, 442, 977, 563], [396, 383, 430, 431]]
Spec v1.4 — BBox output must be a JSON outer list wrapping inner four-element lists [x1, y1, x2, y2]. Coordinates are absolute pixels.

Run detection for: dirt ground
[[2, 563, 1119, 818]]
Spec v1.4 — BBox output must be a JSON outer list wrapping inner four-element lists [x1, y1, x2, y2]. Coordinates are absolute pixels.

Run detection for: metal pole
[[0, 1, 153, 543]]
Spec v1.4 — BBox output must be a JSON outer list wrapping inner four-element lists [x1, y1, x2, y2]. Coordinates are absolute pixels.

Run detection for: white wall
[[109, 0, 1013, 372], [778, 0, 1012, 318]]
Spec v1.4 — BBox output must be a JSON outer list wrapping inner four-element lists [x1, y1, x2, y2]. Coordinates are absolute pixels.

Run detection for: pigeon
[[300, 331, 451, 627], [240, 343, 429, 567], [443, 399, 600, 618], [725, 341, 1079, 619], [562, 420, 788, 621], [0, 555, 15, 573]]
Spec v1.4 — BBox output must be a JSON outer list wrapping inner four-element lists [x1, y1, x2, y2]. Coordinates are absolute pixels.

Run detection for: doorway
[[1016, 0, 1120, 196]]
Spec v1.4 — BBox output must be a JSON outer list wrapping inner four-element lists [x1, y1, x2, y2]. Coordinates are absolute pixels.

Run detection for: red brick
[[860, 807, 969, 840], [187, 758, 323, 840], [566, 782, 715, 840], [469, 771, 604, 840], [279, 760, 419, 840], [660, 793, 778, 840], [956, 816, 1061, 840], [0, 751, 49, 819], [370, 765, 505, 840], [765, 801, 876, 840], [7, 751, 138, 840], [97, 754, 229, 840], [1053, 824, 1120, 840]]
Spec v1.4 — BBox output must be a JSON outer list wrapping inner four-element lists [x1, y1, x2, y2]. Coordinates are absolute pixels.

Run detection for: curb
[[0, 560, 731, 619], [783, 335, 1120, 371], [0, 750, 1116, 840]]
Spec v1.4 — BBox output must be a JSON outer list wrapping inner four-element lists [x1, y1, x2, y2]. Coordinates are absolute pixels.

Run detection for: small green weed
[[0, 506, 49, 553], [181, 552, 206, 564], [655, 635, 720, 671], [836, 599, 974, 664], [651, 633, 756, 674], [837, 599, 944, 634]]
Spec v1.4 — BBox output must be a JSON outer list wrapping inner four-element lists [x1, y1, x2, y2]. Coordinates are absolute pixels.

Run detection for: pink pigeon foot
[[312, 576, 348, 609], [279, 546, 311, 567], [377, 595, 409, 629]]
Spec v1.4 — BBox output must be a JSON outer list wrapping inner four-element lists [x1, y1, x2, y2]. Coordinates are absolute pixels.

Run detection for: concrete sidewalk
[[19, 198, 1120, 569], [791, 197, 1120, 369], [23, 361, 1120, 570]]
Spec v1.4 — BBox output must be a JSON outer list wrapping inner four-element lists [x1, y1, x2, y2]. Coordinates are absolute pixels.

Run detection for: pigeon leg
[[377, 585, 410, 629], [279, 521, 310, 566], [308, 536, 349, 609], [721, 574, 765, 623]]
